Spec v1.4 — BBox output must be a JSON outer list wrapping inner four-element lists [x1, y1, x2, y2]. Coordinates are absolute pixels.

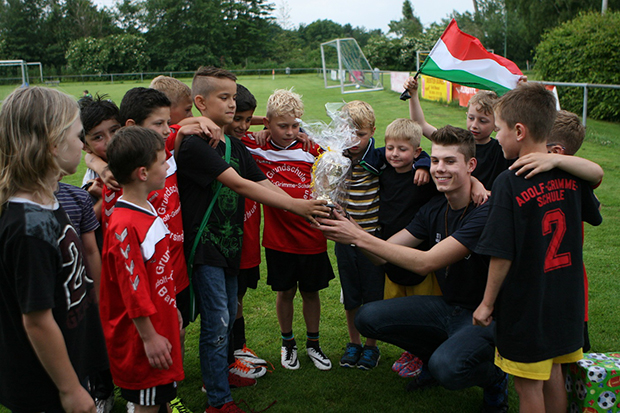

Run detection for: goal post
[[320, 38, 383, 94]]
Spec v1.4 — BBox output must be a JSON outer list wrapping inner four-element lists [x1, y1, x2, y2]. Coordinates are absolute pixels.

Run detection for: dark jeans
[[355, 295, 504, 390]]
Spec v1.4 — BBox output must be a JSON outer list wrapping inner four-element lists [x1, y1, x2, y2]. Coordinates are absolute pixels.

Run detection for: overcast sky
[[92, 0, 474, 33]]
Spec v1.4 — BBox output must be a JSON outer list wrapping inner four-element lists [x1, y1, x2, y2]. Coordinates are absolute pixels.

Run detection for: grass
[[1, 74, 619, 412]]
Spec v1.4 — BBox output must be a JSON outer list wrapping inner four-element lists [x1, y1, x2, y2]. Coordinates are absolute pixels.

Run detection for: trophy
[[302, 104, 360, 210]]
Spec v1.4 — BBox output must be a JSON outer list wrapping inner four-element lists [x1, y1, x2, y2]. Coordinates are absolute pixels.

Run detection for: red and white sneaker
[[205, 401, 245, 412], [234, 344, 267, 367], [392, 351, 416, 373], [229, 358, 266, 379]]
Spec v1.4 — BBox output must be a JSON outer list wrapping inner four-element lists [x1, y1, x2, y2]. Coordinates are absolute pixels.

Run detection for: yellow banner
[[420, 75, 452, 103]]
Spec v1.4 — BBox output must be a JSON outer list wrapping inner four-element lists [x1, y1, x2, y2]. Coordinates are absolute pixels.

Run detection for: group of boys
[[63, 64, 602, 413]]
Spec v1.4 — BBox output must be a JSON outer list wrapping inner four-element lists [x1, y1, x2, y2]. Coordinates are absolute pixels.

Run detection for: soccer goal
[[320, 38, 383, 94]]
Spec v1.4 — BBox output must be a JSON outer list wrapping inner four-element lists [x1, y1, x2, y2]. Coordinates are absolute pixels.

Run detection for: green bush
[[534, 12, 620, 122]]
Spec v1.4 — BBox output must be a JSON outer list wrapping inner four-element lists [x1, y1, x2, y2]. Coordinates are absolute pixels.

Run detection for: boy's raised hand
[[288, 198, 330, 226], [404, 76, 419, 93], [509, 152, 558, 179], [413, 168, 430, 186], [101, 167, 120, 192]]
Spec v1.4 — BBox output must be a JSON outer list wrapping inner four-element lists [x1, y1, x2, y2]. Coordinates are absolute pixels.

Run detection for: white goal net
[[320, 38, 383, 94]]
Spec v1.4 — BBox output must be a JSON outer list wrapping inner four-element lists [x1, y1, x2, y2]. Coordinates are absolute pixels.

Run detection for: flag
[[419, 19, 523, 95]]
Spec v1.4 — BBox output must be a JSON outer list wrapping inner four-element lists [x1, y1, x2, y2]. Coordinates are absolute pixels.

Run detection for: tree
[[65, 33, 150, 73], [388, 0, 423, 38], [535, 12, 620, 122]]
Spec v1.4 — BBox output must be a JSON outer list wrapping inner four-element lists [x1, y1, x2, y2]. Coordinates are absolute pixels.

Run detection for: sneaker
[[482, 373, 509, 413], [205, 401, 245, 412], [392, 351, 416, 372], [339, 342, 363, 368], [281, 344, 300, 370], [126, 402, 135, 413], [357, 345, 380, 370], [170, 398, 192, 413], [405, 368, 438, 391], [234, 344, 267, 367], [307, 346, 332, 370], [398, 355, 424, 378], [227, 372, 257, 389], [95, 395, 114, 413], [229, 358, 267, 379]]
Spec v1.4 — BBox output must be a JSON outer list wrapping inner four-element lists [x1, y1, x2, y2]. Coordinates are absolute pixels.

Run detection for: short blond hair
[[385, 118, 422, 148], [266, 89, 304, 119], [342, 100, 375, 130], [468, 90, 498, 116], [150, 75, 191, 106], [548, 110, 585, 155]]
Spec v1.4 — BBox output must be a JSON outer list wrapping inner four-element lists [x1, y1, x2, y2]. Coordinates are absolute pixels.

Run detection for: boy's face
[[264, 114, 299, 147], [145, 149, 169, 192], [139, 106, 171, 140], [430, 143, 475, 194], [385, 139, 421, 173], [195, 78, 237, 127], [346, 126, 375, 159], [466, 106, 496, 144], [169, 95, 193, 125], [57, 118, 84, 175], [84, 118, 121, 162], [224, 109, 255, 139], [494, 112, 520, 159]]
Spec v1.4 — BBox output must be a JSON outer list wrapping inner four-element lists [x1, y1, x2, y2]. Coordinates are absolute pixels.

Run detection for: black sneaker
[[482, 373, 509, 413], [357, 345, 380, 370], [405, 368, 438, 391], [339, 343, 363, 368]]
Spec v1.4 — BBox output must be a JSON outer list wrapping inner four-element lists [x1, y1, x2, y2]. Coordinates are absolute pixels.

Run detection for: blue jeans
[[193, 265, 238, 407], [355, 295, 503, 390]]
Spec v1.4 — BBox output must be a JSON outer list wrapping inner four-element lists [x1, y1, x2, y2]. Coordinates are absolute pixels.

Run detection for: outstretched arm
[[509, 152, 603, 185], [405, 76, 437, 140]]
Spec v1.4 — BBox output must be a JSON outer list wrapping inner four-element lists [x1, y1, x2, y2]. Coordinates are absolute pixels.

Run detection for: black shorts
[[120, 382, 177, 406], [238, 266, 260, 297], [266, 249, 334, 292], [335, 243, 384, 310], [176, 287, 190, 328]]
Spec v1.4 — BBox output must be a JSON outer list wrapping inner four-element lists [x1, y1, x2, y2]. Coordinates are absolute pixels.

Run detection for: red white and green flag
[[419, 19, 523, 95]]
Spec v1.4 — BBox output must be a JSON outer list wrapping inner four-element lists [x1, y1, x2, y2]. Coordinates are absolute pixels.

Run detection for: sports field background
[[0, 73, 618, 412]]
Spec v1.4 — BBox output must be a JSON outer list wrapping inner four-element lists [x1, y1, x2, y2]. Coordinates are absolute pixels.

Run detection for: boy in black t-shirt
[[177, 66, 329, 412], [473, 84, 602, 412]]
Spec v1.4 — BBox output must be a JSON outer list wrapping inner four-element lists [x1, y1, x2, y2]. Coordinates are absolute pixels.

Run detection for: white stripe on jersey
[[246, 146, 317, 164]]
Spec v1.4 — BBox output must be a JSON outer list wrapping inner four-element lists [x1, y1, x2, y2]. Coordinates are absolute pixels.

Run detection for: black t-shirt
[[473, 139, 514, 190], [378, 166, 439, 285], [477, 168, 602, 362], [0, 199, 108, 411], [177, 135, 266, 275], [406, 195, 490, 309]]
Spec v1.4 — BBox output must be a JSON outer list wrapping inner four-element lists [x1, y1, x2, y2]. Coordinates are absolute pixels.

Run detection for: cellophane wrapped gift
[[301, 103, 359, 208]]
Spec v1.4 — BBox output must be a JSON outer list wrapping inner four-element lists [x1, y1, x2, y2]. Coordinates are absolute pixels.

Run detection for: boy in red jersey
[[242, 89, 335, 371], [473, 84, 602, 412], [100, 126, 184, 412]]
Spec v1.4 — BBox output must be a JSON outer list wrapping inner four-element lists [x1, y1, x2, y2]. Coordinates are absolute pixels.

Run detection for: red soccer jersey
[[102, 149, 188, 291], [100, 200, 184, 390], [242, 134, 326, 255], [240, 198, 261, 269]]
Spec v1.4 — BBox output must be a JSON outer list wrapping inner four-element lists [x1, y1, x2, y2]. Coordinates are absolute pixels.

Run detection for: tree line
[[0, 0, 618, 76]]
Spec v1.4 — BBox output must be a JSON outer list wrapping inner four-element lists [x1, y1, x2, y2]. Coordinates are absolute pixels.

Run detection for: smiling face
[[265, 114, 300, 147], [385, 138, 421, 173], [466, 105, 496, 144], [224, 109, 255, 139], [84, 118, 121, 161], [196, 77, 237, 127], [57, 118, 84, 175], [430, 143, 476, 194], [139, 106, 171, 140]]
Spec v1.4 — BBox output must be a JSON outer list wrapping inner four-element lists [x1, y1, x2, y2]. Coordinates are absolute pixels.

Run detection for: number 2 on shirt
[[542, 208, 572, 273]]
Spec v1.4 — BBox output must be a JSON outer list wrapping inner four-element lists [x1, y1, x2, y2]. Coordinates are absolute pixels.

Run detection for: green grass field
[[1, 74, 619, 413]]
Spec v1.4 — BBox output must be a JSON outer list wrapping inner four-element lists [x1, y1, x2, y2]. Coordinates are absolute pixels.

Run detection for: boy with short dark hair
[[243, 88, 335, 371], [100, 126, 183, 413], [177, 66, 329, 412], [473, 83, 602, 412]]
